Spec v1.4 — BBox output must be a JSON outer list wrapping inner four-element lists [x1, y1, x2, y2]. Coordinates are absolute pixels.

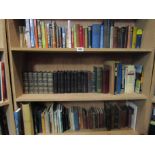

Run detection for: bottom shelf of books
[[14, 101, 141, 135]]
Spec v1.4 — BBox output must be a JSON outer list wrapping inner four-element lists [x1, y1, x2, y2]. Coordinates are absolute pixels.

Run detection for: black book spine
[[57, 71, 61, 93], [74, 71, 78, 93], [70, 71, 74, 93], [53, 72, 57, 93], [64, 71, 67, 93], [23, 72, 29, 94], [67, 71, 71, 93]]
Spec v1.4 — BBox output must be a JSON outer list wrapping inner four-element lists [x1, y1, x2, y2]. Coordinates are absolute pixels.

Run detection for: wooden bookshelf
[[0, 20, 15, 135], [16, 93, 147, 102], [6, 19, 155, 135], [39, 128, 138, 135]]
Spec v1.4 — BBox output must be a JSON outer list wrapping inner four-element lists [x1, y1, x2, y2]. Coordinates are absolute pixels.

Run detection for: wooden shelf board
[[39, 128, 138, 135], [11, 47, 153, 53], [0, 100, 9, 107], [16, 93, 147, 102], [152, 96, 155, 103]]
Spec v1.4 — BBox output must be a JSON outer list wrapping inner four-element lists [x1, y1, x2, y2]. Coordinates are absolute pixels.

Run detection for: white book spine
[[110, 26, 113, 48], [67, 20, 71, 48], [25, 19, 31, 48]]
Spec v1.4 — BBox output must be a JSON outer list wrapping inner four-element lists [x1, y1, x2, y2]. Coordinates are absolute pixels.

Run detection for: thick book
[[92, 24, 101, 48], [22, 103, 34, 135]]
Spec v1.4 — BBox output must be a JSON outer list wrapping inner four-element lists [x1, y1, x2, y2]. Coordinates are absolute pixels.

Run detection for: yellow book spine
[[22, 103, 34, 135], [41, 111, 46, 134], [84, 28, 88, 48], [132, 27, 137, 48]]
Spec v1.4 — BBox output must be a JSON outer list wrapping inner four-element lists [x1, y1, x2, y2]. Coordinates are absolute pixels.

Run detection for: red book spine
[[1, 62, 7, 100], [82, 27, 84, 47], [34, 19, 39, 48], [71, 28, 74, 48], [79, 26, 83, 47]]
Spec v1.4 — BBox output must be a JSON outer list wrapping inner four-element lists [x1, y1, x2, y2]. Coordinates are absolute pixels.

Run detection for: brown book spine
[[52, 21, 56, 48]]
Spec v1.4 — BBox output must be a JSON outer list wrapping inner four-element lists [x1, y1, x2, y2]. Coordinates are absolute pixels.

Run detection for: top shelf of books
[[7, 19, 151, 50]]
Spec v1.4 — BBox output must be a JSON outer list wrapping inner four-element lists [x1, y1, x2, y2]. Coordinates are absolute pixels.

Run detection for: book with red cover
[[34, 19, 39, 48], [79, 25, 83, 47], [102, 65, 110, 93]]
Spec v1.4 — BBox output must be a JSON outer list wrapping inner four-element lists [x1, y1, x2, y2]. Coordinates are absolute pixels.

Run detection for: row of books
[[0, 62, 7, 101], [23, 66, 110, 94], [114, 63, 143, 94], [14, 102, 138, 135], [0, 108, 9, 135], [19, 19, 143, 49], [22, 62, 143, 95]]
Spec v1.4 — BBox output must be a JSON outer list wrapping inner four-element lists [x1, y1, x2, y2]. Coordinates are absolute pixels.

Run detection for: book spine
[[67, 20, 72, 48], [46, 22, 51, 48], [127, 26, 131, 48], [71, 27, 74, 48], [34, 19, 39, 48], [29, 19, 35, 48], [56, 25, 59, 48], [47, 72, 53, 93], [117, 63, 122, 94], [84, 28, 88, 48], [100, 24, 104, 48], [41, 21, 46, 48], [73, 25, 77, 48], [52, 21, 56, 48], [136, 29, 143, 48], [37, 72, 43, 93], [58, 27, 62, 48], [33, 72, 38, 94], [110, 25, 113, 48], [132, 27, 137, 48], [88, 26, 92, 48], [28, 72, 34, 94], [92, 24, 100, 48], [25, 19, 31, 48], [62, 27, 66, 48], [23, 72, 29, 94], [42, 72, 48, 93], [37, 20, 42, 48]]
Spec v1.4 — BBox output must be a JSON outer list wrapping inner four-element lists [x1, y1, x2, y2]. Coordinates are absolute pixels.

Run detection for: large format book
[[22, 103, 34, 135], [124, 65, 136, 93], [92, 24, 101, 48]]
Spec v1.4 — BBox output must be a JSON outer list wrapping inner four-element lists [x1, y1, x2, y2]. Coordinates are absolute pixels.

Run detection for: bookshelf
[[0, 20, 15, 134], [6, 19, 155, 135]]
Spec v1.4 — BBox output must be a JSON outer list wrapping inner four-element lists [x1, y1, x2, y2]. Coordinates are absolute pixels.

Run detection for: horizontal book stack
[[19, 19, 143, 48], [23, 66, 110, 94], [0, 61, 7, 102], [114, 63, 143, 94], [19, 101, 138, 134], [0, 108, 9, 135]]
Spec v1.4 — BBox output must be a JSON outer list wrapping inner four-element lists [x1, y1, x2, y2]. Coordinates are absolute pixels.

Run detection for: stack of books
[[23, 66, 110, 94], [15, 102, 138, 135], [19, 19, 143, 48], [22, 62, 143, 95]]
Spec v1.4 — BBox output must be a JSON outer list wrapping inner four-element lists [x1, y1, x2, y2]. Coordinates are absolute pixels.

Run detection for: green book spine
[[41, 21, 46, 48]]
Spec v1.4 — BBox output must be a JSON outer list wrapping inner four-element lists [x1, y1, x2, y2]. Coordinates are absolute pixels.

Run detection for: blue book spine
[[29, 19, 35, 48], [92, 24, 101, 48], [14, 112, 20, 135], [136, 34, 142, 48], [117, 63, 122, 94], [100, 25, 104, 48], [74, 109, 79, 130]]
